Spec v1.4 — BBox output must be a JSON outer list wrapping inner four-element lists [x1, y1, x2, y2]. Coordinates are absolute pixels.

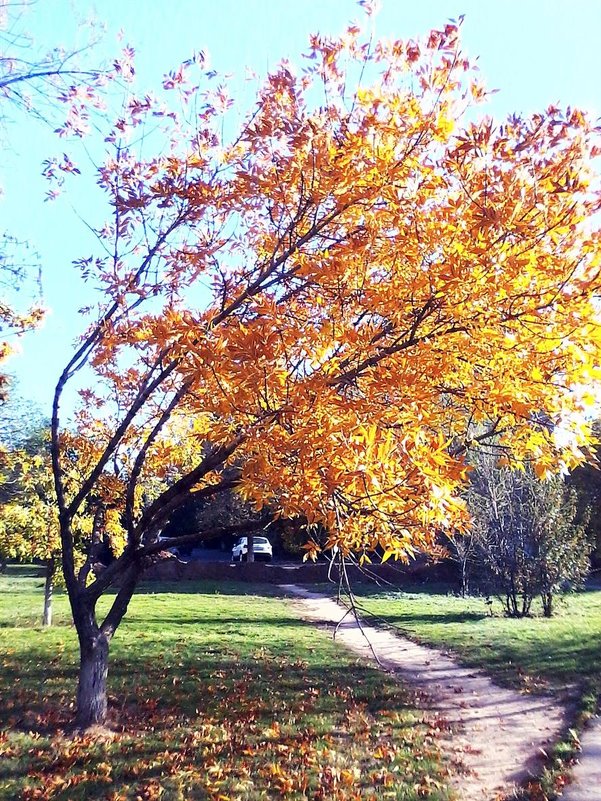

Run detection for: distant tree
[[466, 454, 592, 617], [0, 376, 47, 446], [162, 470, 262, 554], [0, 387, 48, 573], [0, 428, 124, 624], [446, 523, 478, 597], [0, 238, 44, 401], [0, 428, 65, 623], [1, 1, 109, 129], [567, 428, 601, 570]]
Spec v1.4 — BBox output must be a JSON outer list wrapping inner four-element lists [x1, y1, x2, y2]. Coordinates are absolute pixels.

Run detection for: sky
[[2, 0, 601, 420]]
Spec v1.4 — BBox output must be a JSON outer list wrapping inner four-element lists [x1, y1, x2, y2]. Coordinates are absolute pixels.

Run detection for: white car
[[231, 536, 273, 562]]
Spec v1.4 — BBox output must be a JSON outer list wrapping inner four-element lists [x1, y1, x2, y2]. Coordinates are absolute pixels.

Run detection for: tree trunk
[[246, 533, 254, 562], [69, 563, 138, 729], [541, 592, 553, 617], [76, 630, 110, 728], [42, 557, 55, 627], [460, 557, 469, 597]]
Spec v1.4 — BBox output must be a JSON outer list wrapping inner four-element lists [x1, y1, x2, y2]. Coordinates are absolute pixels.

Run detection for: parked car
[[156, 537, 180, 557], [231, 536, 272, 562]]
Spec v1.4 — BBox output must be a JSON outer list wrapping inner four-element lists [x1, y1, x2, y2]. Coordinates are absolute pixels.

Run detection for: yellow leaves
[[435, 112, 455, 140], [0, 444, 64, 562], [104, 508, 127, 556], [48, 11, 601, 575], [355, 423, 378, 448], [261, 722, 281, 740], [355, 87, 373, 106], [302, 542, 320, 562]]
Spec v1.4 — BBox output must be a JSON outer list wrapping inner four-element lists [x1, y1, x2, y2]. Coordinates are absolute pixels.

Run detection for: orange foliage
[[55, 14, 601, 570]]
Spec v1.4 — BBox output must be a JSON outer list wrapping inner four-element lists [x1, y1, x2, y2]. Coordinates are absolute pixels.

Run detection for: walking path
[[281, 585, 569, 801]]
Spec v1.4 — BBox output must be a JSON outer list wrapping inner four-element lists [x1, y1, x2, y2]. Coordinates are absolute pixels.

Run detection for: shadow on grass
[[0, 661, 439, 801], [353, 581, 458, 597], [1, 564, 46, 579], [0, 651, 418, 737], [376, 610, 487, 625], [123, 615, 312, 627], [133, 580, 285, 596]]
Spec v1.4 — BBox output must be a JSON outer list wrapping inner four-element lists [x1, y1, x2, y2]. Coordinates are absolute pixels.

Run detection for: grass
[[347, 583, 601, 699], [0, 566, 452, 801]]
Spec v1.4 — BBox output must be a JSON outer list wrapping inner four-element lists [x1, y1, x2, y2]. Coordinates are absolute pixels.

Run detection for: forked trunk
[[71, 564, 138, 729], [76, 631, 110, 728], [42, 558, 55, 627]]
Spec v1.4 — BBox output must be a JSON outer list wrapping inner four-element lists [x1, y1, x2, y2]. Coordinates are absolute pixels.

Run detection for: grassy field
[[0, 567, 452, 801], [348, 583, 601, 704]]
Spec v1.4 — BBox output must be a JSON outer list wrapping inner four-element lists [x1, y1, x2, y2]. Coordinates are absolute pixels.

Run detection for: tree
[[47, 15, 601, 727], [0, 450, 62, 625], [446, 520, 479, 597], [0, 380, 46, 572], [0, 376, 47, 446], [162, 470, 263, 555], [0, 429, 108, 624], [567, 423, 601, 569], [0, 235, 44, 401], [465, 454, 592, 616]]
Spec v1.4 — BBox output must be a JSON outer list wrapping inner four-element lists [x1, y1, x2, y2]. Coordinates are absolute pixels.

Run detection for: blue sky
[[3, 0, 601, 418]]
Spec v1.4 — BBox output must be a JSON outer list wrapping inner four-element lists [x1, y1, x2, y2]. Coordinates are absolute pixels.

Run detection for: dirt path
[[281, 585, 567, 801], [561, 716, 601, 801]]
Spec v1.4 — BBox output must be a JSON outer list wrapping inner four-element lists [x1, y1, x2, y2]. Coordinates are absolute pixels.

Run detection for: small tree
[[567, 424, 601, 570], [0, 431, 123, 625], [466, 454, 592, 616], [533, 483, 591, 616], [446, 525, 479, 597], [0, 436, 65, 624], [0, 490, 61, 626]]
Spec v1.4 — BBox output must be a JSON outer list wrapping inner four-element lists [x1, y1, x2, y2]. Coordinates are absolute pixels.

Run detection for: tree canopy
[[42, 14, 601, 726], [57, 19, 601, 553]]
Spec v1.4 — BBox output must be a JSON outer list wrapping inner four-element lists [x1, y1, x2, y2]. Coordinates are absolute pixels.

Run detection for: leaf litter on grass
[[0, 580, 452, 801]]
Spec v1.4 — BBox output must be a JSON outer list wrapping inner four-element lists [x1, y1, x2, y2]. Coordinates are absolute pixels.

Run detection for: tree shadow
[[380, 610, 487, 625], [122, 614, 313, 627]]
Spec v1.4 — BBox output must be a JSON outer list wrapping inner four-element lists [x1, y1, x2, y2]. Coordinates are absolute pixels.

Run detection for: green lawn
[[348, 583, 601, 704], [0, 567, 452, 801]]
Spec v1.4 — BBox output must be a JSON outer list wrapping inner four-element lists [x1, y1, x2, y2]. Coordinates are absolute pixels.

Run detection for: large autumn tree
[[49, 15, 601, 728]]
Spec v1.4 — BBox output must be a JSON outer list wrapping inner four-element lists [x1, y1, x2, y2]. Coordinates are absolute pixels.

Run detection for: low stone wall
[[141, 558, 454, 585]]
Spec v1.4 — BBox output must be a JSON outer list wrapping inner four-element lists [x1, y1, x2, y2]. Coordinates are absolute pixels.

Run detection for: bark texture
[[76, 630, 110, 729]]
